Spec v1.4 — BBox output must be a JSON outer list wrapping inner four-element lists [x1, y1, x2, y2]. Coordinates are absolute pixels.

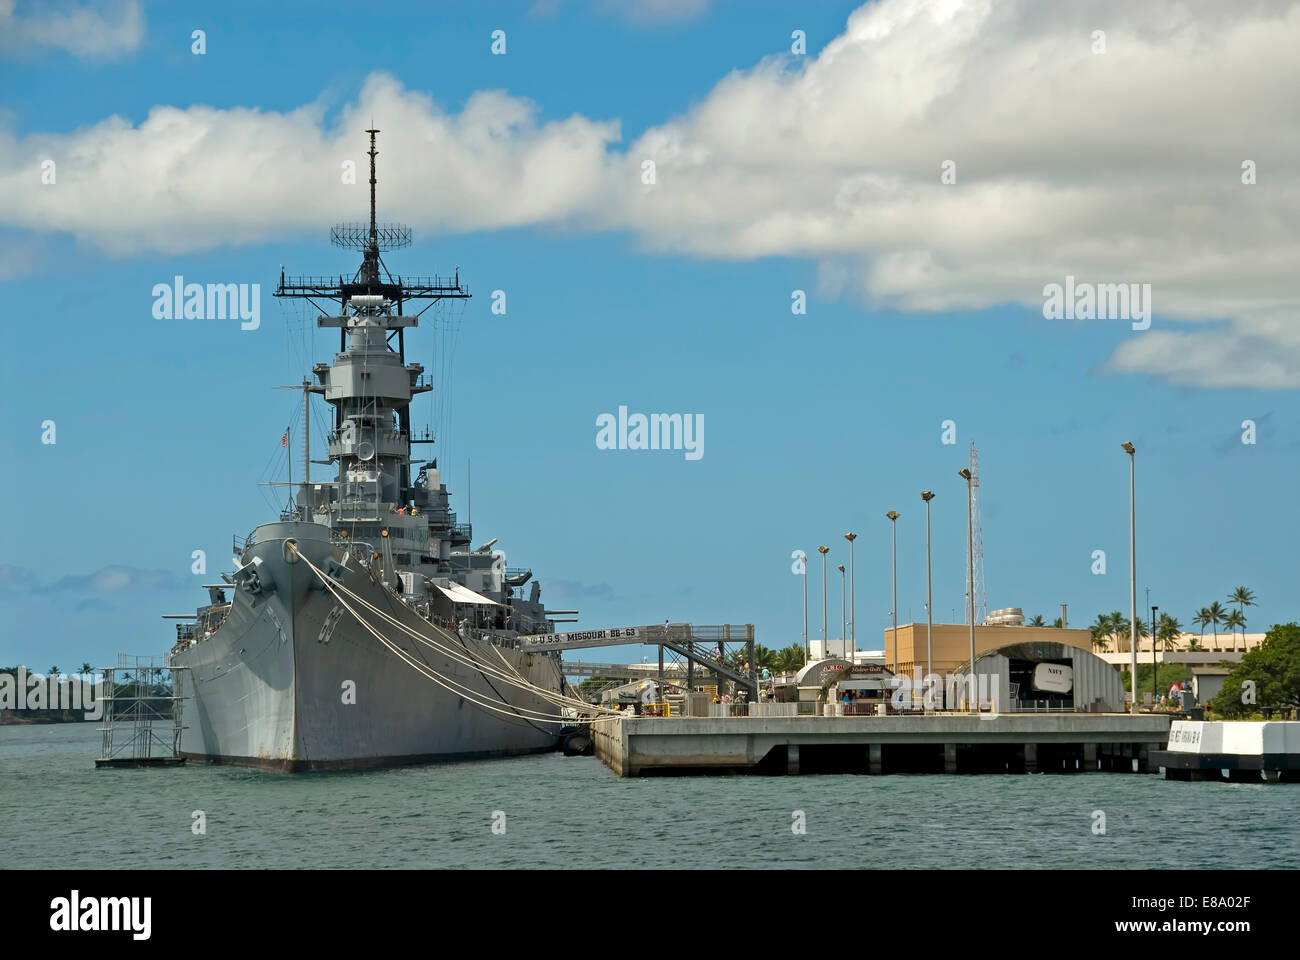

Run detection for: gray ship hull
[[170, 522, 563, 771]]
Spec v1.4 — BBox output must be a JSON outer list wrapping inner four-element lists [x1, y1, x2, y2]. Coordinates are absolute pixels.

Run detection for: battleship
[[167, 130, 578, 771]]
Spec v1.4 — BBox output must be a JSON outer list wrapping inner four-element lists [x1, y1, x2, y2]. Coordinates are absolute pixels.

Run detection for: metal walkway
[[519, 622, 757, 698]]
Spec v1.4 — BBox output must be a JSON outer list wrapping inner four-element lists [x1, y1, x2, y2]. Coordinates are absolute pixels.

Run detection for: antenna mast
[[364, 127, 380, 284], [274, 127, 472, 519]]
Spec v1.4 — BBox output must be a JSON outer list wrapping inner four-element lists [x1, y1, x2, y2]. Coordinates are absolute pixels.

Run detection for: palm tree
[[1108, 611, 1131, 652], [1027, 614, 1046, 627], [1156, 614, 1182, 652], [751, 644, 779, 670], [1223, 610, 1245, 648], [1205, 601, 1227, 648], [1228, 586, 1256, 652], [79, 662, 92, 678], [48, 665, 60, 677], [1193, 607, 1211, 645], [774, 644, 805, 674], [1089, 613, 1114, 650], [1134, 616, 1150, 652], [1051, 617, 1063, 628]]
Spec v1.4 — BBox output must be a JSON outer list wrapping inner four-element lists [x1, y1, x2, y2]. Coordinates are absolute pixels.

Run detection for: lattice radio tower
[[966, 441, 987, 626]]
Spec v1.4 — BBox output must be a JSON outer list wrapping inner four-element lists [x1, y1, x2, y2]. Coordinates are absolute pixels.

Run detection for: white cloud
[[0, 0, 144, 60], [0, 563, 184, 594], [2, 0, 1299, 388], [0, 74, 622, 254], [613, 0, 1300, 388]]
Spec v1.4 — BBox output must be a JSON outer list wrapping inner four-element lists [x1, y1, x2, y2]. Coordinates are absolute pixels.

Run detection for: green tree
[[1027, 614, 1046, 627], [579, 676, 630, 700], [79, 662, 92, 677], [1212, 623, 1300, 718], [1223, 610, 1246, 650], [1090, 613, 1114, 650], [774, 644, 806, 673], [48, 665, 60, 677], [1108, 611, 1132, 652], [1124, 662, 1191, 697], [1134, 615, 1150, 651], [1156, 613, 1182, 652], [1205, 601, 1227, 646], [1228, 586, 1257, 609], [1227, 586, 1256, 652], [1193, 607, 1211, 644], [1051, 617, 1064, 628]]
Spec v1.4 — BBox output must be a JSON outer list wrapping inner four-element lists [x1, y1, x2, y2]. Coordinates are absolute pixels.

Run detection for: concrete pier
[[591, 713, 1172, 777]]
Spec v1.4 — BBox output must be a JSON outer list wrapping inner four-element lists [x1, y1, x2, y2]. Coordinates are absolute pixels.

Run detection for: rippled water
[[2, 723, 1296, 869]]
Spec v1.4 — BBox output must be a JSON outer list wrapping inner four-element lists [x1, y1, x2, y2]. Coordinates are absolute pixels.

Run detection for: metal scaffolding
[[95, 655, 188, 767]]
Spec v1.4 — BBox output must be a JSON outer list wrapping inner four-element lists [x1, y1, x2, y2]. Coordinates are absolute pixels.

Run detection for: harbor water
[[3, 723, 1296, 869]]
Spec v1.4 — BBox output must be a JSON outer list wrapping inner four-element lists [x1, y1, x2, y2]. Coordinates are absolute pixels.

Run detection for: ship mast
[[362, 127, 380, 286], [274, 128, 473, 522], [275, 127, 470, 355]]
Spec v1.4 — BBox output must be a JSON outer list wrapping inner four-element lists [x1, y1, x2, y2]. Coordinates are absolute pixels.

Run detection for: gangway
[[518, 622, 757, 698]]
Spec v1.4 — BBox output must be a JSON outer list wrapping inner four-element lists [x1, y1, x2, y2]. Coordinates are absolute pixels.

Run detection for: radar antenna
[[277, 128, 468, 319], [329, 128, 412, 284]]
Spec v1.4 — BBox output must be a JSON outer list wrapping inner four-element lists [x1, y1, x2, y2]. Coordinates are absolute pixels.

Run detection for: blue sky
[[1, 0, 1297, 671]]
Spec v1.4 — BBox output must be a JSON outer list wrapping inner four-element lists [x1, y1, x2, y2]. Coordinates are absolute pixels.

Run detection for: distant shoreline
[[0, 714, 99, 726]]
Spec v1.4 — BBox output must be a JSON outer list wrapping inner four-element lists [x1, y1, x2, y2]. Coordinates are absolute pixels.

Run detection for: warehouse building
[[949, 640, 1127, 713], [883, 620, 1094, 677]]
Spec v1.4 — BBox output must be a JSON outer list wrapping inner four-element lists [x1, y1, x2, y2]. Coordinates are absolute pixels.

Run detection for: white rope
[[338, 576, 606, 715], [314, 562, 586, 725], [295, 549, 619, 724], [302, 552, 612, 717]]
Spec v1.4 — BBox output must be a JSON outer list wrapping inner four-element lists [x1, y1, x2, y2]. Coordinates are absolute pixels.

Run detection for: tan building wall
[[1092, 632, 1264, 655], [884, 623, 1094, 677]]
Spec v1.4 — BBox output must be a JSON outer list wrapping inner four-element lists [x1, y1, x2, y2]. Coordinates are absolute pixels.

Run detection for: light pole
[[886, 512, 899, 676], [1123, 441, 1137, 713], [817, 545, 829, 657], [959, 468, 975, 709], [801, 551, 809, 666], [838, 564, 846, 659], [920, 493, 934, 683], [1152, 604, 1159, 707], [844, 532, 857, 665]]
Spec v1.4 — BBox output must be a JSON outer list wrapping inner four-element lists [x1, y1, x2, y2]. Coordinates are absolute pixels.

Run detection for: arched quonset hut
[[793, 657, 852, 688], [951, 641, 1125, 713]]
